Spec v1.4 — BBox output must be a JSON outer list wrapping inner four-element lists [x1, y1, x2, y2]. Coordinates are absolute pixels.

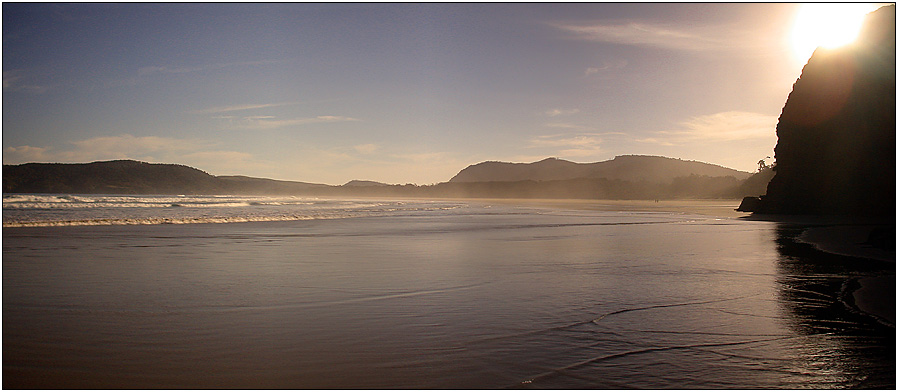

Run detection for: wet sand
[[458, 198, 748, 219], [790, 223, 894, 326], [798, 225, 895, 262], [4, 198, 893, 388], [852, 276, 896, 326], [461, 198, 896, 328]]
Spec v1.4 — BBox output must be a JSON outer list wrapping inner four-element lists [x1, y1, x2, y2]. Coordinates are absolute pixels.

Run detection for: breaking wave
[[3, 214, 345, 227], [2, 194, 317, 209], [2, 194, 470, 227]]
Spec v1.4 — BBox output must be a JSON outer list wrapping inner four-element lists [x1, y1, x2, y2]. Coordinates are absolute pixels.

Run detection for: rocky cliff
[[752, 5, 895, 216]]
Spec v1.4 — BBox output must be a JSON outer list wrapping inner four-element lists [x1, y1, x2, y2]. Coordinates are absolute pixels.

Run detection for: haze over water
[[3, 197, 893, 388]]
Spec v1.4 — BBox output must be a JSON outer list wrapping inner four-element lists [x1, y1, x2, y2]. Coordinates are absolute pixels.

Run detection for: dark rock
[[736, 196, 763, 212], [755, 5, 896, 216], [865, 227, 896, 251]]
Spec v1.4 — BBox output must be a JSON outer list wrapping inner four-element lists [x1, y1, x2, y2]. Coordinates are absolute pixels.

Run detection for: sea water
[[3, 195, 894, 388]]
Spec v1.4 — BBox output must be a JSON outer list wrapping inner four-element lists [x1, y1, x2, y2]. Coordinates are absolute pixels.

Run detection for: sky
[[1, 3, 887, 185]]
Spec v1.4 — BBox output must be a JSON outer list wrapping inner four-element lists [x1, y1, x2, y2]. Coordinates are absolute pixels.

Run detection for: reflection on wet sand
[[773, 222, 895, 388], [4, 205, 893, 389]]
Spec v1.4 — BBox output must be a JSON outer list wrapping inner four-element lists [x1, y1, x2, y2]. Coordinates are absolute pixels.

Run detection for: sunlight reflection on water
[[3, 203, 893, 388]]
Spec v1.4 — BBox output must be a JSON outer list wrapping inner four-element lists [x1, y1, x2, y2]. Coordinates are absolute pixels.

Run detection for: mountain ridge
[[2, 160, 331, 195], [3, 155, 767, 200], [450, 155, 751, 183]]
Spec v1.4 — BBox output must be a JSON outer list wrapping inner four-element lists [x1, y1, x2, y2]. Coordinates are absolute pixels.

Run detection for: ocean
[[3, 195, 894, 388]]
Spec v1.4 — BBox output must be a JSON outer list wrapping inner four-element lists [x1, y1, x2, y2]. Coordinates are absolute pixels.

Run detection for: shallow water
[[3, 197, 894, 388]]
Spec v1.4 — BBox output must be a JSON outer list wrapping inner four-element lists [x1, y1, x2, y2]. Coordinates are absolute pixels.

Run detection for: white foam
[[1, 213, 360, 227], [2, 194, 476, 228], [3, 194, 322, 209]]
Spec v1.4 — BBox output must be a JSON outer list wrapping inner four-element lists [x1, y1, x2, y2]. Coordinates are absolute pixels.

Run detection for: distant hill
[[342, 180, 390, 187], [449, 155, 751, 183], [3, 156, 771, 200], [331, 170, 772, 200], [3, 160, 224, 194], [2, 160, 331, 195], [217, 175, 330, 195]]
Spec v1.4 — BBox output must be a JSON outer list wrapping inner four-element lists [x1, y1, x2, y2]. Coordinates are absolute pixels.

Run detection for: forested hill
[[2, 160, 329, 195], [450, 155, 751, 183]]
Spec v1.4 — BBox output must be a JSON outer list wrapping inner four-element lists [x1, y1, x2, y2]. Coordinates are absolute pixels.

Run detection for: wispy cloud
[[638, 111, 778, 145], [194, 100, 359, 130], [216, 115, 361, 130], [529, 133, 605, 157], [3, 146, 51, 163], [65, 134, 204, 162], [138, 60, 280, 77], [353, 143, 380, 154], [545, 108, 580, 117], [542, 122, 599, 132], [138, 65, 203, 76], [553, 21, 728, 51], [191, 102, 301, 115], [585, 59, 629, 76], [6, 134, 207, 164], [3, 70, 51, 94]]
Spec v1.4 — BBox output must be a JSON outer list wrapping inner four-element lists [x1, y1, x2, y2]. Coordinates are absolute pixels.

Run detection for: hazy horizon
[[2, 3, 886, 185]]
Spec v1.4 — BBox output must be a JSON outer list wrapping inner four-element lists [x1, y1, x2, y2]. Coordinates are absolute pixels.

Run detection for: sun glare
[[790, 3, 881, 62]]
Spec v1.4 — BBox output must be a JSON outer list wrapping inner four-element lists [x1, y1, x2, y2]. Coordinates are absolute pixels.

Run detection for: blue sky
[[1, 3, 881, 185]]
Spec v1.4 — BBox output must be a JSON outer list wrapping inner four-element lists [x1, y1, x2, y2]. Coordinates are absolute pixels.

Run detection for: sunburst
[[790, 3, 883, 62]]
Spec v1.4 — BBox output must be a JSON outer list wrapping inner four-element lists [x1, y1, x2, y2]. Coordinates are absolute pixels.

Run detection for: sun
[[790, 3, 882, 62]]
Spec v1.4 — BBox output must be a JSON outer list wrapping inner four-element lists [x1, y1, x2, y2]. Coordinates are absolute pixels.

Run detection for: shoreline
[[441, 197, 748, 219], [2, 196, 748, 229], [845, 276, 896, 327], [744, 213, 895, 328], [778, 220, 894, 327], [797, 224, 895, 263]]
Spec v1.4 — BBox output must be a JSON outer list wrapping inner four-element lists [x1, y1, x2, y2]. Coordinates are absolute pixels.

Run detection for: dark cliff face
[[759, 5, 896, 216]]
